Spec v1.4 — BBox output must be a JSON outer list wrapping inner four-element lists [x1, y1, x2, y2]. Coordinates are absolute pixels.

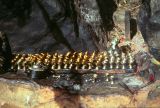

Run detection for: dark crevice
[[70, 0, 79, 38], [96, 0, 117, 31], [130, 18, 137, 39], [0, 32, 12, 72]]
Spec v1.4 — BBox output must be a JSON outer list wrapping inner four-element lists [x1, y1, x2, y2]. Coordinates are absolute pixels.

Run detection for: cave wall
[[137, 0, 160, 59], [0, 0, 118, 54], [2, 0, 160, 55]]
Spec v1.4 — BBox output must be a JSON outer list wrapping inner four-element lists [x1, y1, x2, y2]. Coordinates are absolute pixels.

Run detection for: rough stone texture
[[113, 9, 126, 28], [137, 0, 160, 60], [0, 78, 160, 108], [0, 0, 160, 108], [0, 0, 119, 53], [112, 0, 148, 54], [112, 0, 141, 40], [0, 0, 98, 53]]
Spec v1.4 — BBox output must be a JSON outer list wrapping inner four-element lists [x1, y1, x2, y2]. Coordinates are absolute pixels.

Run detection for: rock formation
[[138, 0, 160, 60]]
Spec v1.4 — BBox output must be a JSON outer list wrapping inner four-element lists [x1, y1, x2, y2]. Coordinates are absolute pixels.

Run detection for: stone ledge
[[0, 78, 160, 108]]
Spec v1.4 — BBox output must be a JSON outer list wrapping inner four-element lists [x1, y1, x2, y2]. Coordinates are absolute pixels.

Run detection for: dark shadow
[[96, 0, 117, 31], [130, 18, 137, 39], [54, 90, 80, 108], [0, 0, 32, 26], [0, 32, 12, 72]]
